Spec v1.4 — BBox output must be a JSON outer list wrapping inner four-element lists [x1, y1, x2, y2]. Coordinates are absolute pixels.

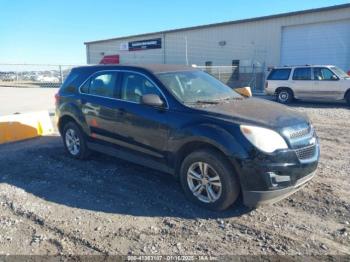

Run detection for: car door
[[290, 67, 314, 98], [112, 70, 170, 161], [313, 67, 343, 100], [80, 71, 122, 143]]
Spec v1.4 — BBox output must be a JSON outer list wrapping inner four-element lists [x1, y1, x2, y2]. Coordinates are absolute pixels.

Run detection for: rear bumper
[[242, 171, 315, 207]]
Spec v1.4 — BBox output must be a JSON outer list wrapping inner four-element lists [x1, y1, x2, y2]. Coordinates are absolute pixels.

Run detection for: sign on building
[[128, 38, 162, 51]]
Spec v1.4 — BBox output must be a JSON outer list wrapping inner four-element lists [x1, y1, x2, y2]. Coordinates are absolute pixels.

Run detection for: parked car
[[0, 72, 16, 82], [35, 75, 60, 83], [56, 65, 319, 211], [265, 65, 350, 105]]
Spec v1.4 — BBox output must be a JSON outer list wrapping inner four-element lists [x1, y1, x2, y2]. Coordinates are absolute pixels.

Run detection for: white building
[[85, 3, 350, 71]]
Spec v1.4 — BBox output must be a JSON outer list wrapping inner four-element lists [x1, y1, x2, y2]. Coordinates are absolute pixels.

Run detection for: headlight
[[240, 125, 288, 153]]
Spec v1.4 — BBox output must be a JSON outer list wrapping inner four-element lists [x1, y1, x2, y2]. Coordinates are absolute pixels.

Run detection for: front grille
[[295, 145, 316, 160], [289, 126, 311, 139]]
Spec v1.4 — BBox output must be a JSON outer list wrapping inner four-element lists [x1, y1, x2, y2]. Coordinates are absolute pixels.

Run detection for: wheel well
[[344, 89, 350, 99], [275, 87, 294, 96], [58, 115, 77, 135], [175, 141, 234, 176]]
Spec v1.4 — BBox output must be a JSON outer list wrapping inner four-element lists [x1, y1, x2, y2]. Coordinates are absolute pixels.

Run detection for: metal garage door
[[280, 20, 350, 71]]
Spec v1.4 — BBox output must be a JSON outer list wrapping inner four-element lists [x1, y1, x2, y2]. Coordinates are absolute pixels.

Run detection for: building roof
[[85, 3, 350, 45]]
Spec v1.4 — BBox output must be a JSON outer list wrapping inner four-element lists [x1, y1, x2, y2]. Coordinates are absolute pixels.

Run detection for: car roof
[[272, 65, 336, 69], [73, 64, 198, 74]]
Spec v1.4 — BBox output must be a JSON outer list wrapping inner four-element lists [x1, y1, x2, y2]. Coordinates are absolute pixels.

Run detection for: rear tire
[[62, 122, 90, 159], [276, 88, 293, 104], [179, 150, 240, 211]]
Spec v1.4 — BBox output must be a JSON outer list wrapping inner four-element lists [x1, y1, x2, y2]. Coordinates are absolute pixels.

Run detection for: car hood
[[192, 97, 309, 129]]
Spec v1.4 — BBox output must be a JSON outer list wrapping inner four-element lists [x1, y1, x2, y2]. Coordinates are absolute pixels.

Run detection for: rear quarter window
[[60, 70, 80, 94], [267, 69, 291, 80]]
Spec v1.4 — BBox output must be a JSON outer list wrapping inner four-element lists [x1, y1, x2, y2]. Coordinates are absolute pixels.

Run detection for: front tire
[[179, 150, 240, 211], [276, 88, 293, 104], [62, 122, 90, 159], [346, 92, 350, 106]]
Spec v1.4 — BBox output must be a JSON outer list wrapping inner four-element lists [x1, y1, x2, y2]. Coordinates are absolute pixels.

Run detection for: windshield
[[156, 70, 241, 103], [331, 66, 350, 79]]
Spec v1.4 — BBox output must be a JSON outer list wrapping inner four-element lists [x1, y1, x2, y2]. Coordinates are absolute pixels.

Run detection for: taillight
[[265, 81, 268, 89], [55, 93, 60, 106]]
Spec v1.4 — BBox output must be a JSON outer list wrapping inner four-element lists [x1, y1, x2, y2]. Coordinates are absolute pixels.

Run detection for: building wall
[[86, 6, 350, 68]]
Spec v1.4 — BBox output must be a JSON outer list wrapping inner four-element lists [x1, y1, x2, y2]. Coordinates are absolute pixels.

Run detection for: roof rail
[[280, 64, 313, 67]]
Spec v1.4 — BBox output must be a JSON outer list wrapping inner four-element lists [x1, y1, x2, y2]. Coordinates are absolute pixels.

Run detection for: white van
[[265, 65, 350, 105]]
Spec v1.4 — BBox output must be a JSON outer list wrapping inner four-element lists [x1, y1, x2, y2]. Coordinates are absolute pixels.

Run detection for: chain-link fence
[[196, 65, 265, 92], [0, 64, 81, 89], [0, 63, 267, 93]]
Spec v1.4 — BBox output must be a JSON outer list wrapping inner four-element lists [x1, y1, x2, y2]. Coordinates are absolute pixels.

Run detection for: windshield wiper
[[190, 100, 220, 104], [186, 96, 242, 105], [222, 96, 243, 101]]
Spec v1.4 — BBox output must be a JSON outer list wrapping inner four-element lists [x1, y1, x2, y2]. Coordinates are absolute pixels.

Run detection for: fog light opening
[[267, 172, 291, 187]]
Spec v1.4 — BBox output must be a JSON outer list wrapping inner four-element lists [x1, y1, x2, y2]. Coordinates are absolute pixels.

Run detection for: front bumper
[[243, 171, 316, 207], [233, 141, 319, 207]]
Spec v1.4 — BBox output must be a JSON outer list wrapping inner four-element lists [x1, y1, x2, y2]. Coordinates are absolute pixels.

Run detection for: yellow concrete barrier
[[0, 111, 54, 144]]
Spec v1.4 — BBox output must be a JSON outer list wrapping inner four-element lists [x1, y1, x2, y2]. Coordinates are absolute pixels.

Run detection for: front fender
[[169, 122, 248, 160]]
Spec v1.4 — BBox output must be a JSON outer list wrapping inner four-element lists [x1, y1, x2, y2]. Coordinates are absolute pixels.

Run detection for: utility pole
[[185, 36, 189, 66], [162, 33, 166, 64]]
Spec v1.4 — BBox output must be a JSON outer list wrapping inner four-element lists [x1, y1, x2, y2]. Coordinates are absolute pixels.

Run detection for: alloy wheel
[[187, 162, 222, 203], [65, 128, 80, 156]]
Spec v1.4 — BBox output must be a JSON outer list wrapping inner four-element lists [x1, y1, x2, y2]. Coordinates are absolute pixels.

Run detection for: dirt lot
[[0, 101, 349, 258]]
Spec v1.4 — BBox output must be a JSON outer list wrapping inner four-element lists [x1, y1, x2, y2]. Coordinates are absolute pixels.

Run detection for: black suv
[[56, 65, 319, 211]]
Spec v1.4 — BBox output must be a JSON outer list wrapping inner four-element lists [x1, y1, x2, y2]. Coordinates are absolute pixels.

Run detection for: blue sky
[[0, 0, 348, 64]]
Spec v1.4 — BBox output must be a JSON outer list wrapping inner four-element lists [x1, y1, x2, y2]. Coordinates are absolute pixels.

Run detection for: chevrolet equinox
[[56, 65, 320, 211]]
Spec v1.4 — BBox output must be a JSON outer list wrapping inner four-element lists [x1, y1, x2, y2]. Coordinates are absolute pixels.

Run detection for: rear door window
[[267, 69, 291, 80], [293, 68, 312, 80]]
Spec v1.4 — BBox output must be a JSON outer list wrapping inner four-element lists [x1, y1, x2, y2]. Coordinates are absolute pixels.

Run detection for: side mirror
[[141, 94, 164, 107], [331, 75, 338, 81]]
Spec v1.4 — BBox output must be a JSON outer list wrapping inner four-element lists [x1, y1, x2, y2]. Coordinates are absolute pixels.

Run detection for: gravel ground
[[0, 101, 349, 258]]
